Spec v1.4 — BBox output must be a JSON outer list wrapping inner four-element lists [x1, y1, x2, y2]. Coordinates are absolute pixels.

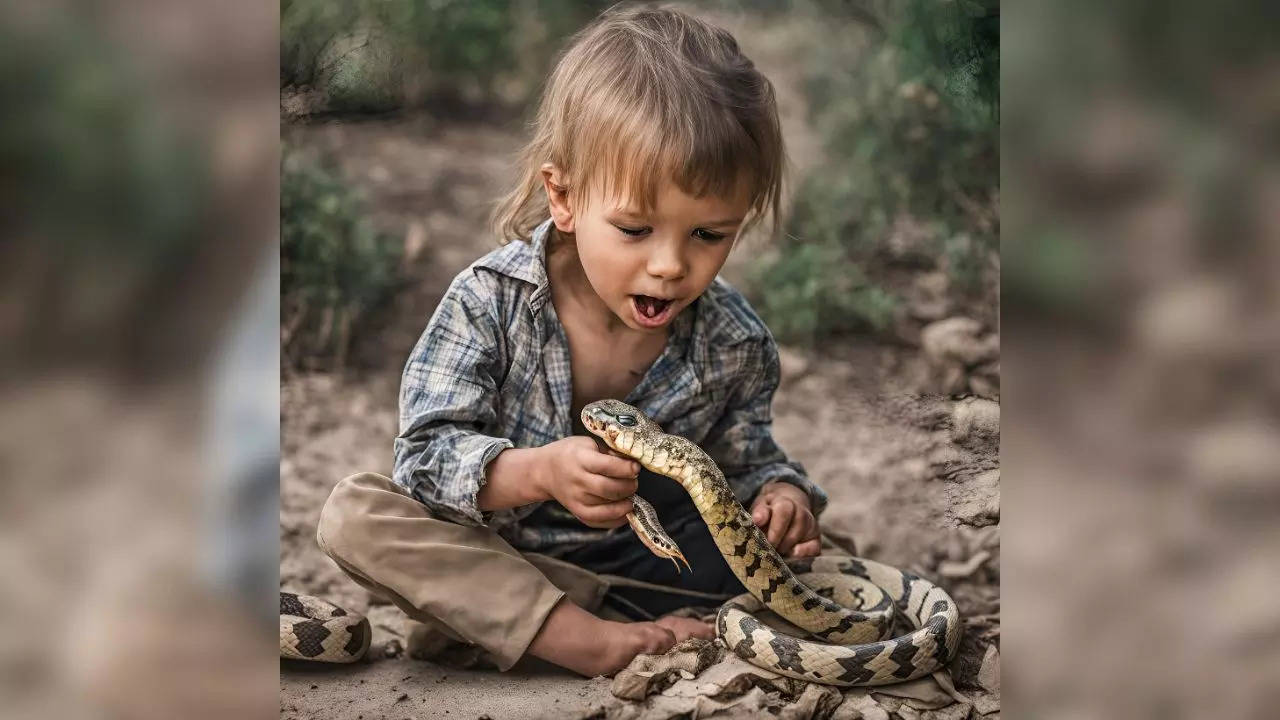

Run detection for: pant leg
[[315, 472, 605, 670]]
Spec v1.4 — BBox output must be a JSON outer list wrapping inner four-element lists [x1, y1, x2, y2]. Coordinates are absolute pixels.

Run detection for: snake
[[582, 399, 962, 686], [279, 591, 371, 663]]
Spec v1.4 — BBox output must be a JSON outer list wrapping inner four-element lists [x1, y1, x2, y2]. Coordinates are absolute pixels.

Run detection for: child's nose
[[646, 238, 688, 280]]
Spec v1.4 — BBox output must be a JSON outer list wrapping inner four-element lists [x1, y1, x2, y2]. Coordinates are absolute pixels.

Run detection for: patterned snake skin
[[279, 591, 371, 663], [583, 399, 962, 686]]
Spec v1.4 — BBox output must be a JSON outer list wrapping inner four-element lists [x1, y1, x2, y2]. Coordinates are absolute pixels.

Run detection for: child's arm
[[395, 269, 642, 530], [393, 270, 519, 527], [479, 438, 640, 528], [702, 337, 829, 556]]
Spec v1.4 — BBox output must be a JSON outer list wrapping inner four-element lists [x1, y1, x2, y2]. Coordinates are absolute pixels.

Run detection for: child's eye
[[693, 228, 727, 243], [614, 224, 648, 237]]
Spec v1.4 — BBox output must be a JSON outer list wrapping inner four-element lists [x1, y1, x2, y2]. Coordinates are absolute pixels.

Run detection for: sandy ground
[[281, 320, 1000, 720]]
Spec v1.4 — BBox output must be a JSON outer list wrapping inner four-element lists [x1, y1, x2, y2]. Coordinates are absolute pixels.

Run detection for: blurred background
[[279, 0, 998, 369], [1002, 2, 1280, 718], [0, 0, 1275, 718], [1, 1, 280, 718]]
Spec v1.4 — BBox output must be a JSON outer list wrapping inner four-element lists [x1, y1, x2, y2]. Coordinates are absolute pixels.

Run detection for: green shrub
[[281, 147, 401, 368], [281, 0, 613, 113], [749, 243, 898, 341], [752, 0, 999, 342]]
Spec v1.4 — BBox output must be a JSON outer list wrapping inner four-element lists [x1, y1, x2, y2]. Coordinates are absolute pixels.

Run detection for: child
[[318, 4, 828, 678]]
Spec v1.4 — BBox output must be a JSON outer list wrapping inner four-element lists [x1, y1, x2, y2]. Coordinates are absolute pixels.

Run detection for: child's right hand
[[536, 436, 640, 528]]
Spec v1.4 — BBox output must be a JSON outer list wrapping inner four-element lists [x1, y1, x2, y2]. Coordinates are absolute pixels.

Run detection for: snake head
[[581, 399, 656, 449]]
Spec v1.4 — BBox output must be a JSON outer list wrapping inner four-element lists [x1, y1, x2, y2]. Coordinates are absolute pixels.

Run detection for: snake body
[[279, 591, 371, 663], [583, 399, 962, 686]]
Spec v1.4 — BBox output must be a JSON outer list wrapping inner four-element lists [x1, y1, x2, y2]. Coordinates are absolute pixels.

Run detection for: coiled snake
[[280, 399, 962, 684], [279, 591, 371, 663], [582, 399, 962, 686]]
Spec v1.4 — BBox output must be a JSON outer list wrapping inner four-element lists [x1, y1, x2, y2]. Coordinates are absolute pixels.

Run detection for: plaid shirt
[[394, 217, 827, 554]]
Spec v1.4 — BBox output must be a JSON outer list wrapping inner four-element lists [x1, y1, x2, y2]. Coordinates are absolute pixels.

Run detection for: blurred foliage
[[281, 0, 613, 113], [281, 146, 401, 368], [1, 17, 209, 368], [752, 244, 898, 338], [751, 0, 999, 344]]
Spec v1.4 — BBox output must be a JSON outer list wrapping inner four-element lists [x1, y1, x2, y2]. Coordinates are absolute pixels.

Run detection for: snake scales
[[583, 399, 962, 686], [279, 399, 961, 684], [279, 591, 371, 663]]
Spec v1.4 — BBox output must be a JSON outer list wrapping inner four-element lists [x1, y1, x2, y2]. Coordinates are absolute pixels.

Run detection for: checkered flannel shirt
[[394, 218, 827, 553]]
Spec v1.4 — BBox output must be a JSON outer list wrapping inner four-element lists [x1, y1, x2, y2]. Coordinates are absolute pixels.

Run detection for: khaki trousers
[[316, 472, 618, 670]]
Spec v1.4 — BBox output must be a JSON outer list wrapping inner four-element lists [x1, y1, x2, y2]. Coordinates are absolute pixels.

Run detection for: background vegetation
[[750, 0, 998, 342], [280, 0, 999, 365], [281, 146, 399, 367]]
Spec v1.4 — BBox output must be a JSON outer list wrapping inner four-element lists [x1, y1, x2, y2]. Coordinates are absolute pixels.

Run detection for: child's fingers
[[752, 501, 771, 527], [575, 497, 633, 527], [790, 538, 821, 558], [780, 512, 812, 555], [766, 501, 795, 547], [584, 473, 638, 501], [584, 450, 640, 479]]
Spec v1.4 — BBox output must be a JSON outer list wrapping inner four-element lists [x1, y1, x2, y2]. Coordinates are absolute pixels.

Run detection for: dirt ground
[[280, 107, 1000, 719]]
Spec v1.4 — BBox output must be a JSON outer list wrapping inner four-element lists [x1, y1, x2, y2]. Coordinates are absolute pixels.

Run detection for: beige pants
[[317, 472, 621, 670]]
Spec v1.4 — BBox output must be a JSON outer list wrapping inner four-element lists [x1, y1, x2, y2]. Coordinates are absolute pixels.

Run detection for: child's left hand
[[750, 481, 821, 558]]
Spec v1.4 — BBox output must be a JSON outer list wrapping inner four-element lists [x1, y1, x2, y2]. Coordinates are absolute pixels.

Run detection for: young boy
[[317, 5, 827, 677]]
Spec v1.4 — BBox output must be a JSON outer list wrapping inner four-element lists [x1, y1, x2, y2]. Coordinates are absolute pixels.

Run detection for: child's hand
[[536, 436, 640, 529], [750, 481, 821, 558]]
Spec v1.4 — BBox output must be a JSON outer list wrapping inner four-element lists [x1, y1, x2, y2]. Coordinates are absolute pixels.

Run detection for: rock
[[317, 27, 405, 113], [977, 645, 1000, 694], [953, 470, 999, 527], [921, 318, 999, 368], [967, 370, 999, 401], [886, 216, 939, 268], [833, 691, 890, 720], [907, 272, 952, 322], [939, 551, 991, 579], [950, 398, 1000, 443], [940, 364, 969, 395], [922, 703, 974, 720], [280, 85, 326, 120]]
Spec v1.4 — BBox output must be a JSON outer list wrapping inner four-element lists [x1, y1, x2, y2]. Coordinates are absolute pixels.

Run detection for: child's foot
[[654, 613, 714, 642], [527, 598, 677, 677]]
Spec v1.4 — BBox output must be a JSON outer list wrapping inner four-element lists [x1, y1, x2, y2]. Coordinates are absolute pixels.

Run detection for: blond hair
[[490, 2, 786, 245]]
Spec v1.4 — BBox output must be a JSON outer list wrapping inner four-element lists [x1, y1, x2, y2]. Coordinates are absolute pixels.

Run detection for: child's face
[[545, 167, 749, 334]]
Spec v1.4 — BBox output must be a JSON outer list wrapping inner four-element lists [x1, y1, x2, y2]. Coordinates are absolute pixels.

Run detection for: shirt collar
[[525, 218, 554, 314]]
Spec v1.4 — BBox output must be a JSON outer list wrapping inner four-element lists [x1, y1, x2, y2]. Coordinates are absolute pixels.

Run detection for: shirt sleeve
[[393, 269, 515, 527], [701, 337, 829, 518]]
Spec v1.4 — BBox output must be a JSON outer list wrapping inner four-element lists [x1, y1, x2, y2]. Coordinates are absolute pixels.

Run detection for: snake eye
[[616, 414, 637, 427]]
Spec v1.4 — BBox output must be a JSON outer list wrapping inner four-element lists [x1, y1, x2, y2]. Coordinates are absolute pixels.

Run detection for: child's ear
[[540, 163, 575, 234]]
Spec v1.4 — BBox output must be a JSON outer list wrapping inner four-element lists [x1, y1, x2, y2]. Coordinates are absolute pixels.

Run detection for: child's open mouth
[[631, 294, 675, 328]]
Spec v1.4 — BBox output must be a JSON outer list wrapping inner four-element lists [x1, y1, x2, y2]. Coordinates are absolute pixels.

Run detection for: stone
[[921, 318, 998, 368], [950, 398, 1000, 443], [977, 645, 1000, 694]]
